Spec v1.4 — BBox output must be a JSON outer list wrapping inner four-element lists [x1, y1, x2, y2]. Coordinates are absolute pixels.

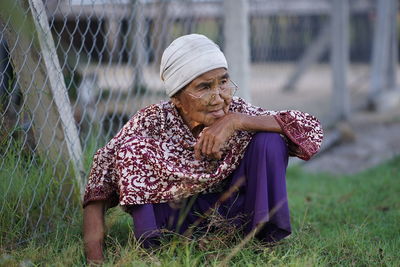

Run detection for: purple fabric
[[126, 132, 290, 246]]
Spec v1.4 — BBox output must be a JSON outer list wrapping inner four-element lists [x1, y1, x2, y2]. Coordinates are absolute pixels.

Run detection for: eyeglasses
[[186, 79, 238, 104]]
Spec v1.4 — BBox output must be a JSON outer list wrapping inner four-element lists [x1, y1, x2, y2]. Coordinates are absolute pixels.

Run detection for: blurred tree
[[0, 0, 34, 38]]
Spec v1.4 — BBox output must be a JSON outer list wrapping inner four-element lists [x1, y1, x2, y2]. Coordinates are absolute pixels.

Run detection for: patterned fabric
[[83, 97, 323, 207]]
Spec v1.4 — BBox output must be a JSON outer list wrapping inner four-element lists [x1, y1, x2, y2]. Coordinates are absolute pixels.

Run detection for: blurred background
[[1, 0, 399, 248]]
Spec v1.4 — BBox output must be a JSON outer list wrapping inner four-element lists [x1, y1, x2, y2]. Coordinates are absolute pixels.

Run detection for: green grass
[[0, 141, 80, 248], [1, 155, 399, 266]]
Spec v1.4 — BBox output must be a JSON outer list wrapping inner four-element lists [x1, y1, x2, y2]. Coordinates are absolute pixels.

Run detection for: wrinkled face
[[172, 68, 233, 130]]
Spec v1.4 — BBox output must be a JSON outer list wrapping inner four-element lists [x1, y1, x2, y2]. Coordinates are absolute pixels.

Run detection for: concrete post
[[1, 0, 85, 195]]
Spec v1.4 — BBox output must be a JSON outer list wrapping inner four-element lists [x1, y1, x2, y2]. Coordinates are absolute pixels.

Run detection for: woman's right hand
[[83, 200, 107, 265], [194, 112, 241, 160]]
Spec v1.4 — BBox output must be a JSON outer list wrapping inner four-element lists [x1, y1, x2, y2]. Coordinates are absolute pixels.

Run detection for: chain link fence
[[0, 0, 386, 248]]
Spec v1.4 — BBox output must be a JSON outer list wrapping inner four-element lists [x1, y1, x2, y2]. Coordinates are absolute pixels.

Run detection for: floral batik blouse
[[83, 97, 323, 207]]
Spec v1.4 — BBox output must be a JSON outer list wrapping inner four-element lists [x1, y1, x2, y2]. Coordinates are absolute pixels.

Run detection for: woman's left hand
[[194, 113, 242, 160]]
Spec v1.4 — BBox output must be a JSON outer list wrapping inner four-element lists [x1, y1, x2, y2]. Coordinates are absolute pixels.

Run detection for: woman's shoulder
[[124, 100, 178, 135], [230, 96, 272, 115], [132, 100, 173, 120], [229, 96, 247, 112]]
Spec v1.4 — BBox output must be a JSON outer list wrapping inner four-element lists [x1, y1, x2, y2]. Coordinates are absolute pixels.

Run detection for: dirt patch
[[303, 109, 400, 175]]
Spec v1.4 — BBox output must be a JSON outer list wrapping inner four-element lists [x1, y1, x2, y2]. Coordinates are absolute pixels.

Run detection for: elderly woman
[[83, 34, 323, 263]]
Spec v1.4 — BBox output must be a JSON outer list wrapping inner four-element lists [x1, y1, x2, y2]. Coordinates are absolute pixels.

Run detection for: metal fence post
[[130, 0, 147, 90], [369, 0, 399, 110], [223, 0, 251, 101], [331, 0, 350, 121]]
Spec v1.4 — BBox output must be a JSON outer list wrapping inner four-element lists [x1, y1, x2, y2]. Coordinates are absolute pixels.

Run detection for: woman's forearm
[[235, 114, 283, 134], [83, 200, 106, 264]]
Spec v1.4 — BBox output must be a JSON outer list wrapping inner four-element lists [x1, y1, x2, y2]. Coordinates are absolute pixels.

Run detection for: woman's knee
[[249, 132, 288, 159], [252, 132, 286, 148]]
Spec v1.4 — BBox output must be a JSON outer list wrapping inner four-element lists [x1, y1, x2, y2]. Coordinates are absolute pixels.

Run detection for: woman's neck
[[173, 102, 204, 137], [191, 124, 204, 138]]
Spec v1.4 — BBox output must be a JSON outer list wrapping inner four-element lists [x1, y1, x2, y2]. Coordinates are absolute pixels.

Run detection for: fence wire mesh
[[0, 0, 380, 247]]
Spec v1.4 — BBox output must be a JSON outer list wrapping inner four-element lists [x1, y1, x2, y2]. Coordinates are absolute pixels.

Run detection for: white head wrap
[[160, 34, 228, 97]]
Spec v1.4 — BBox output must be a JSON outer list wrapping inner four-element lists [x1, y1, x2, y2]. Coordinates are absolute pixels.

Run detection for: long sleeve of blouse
[[231, 97, 323, 160]]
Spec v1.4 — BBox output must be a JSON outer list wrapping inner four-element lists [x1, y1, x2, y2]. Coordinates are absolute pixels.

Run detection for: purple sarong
[[126, 132, 291, 247]]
